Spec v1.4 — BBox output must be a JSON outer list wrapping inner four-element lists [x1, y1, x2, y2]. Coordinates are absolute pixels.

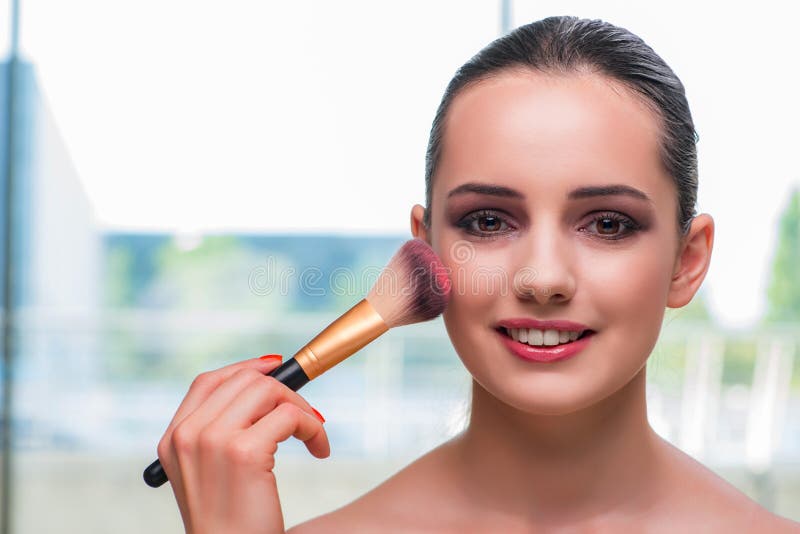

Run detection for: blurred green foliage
[[765, 187, 800, 323], [100, 233, 406, 382], [101, 234, 290, 381]]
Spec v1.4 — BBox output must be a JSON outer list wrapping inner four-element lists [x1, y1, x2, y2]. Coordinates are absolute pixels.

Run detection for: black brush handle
[[143, 358, 310, 488]]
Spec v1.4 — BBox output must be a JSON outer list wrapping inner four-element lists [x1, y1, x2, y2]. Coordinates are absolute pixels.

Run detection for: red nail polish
[[310, 407, 325, 423], [259, 354, 283, 361]]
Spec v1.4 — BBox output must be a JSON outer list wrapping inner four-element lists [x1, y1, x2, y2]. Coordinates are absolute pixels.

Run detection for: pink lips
[[494, 320, 595, 364]]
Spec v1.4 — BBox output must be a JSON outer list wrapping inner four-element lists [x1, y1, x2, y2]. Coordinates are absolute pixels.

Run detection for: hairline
[[424, 65, 683, 238]]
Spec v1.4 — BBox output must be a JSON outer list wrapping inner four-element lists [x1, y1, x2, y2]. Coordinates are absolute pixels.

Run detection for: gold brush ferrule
[[292, 298, 389, 380]]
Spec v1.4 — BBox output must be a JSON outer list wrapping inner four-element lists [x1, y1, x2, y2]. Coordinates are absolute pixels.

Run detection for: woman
[[157, 16, 799, 532]]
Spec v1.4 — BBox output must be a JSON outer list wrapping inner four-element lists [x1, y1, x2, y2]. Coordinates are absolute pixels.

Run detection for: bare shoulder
[[707, 492, 800, 533], [655, 438, 800, 532], [288, 435, 800, 533], [287, 440, 465, 534], [766, 514, 800, 533]]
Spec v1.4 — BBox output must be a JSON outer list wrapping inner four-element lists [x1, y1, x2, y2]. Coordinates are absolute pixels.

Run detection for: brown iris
[[596, 217, 620, 235], [478, 215, 503, 233]]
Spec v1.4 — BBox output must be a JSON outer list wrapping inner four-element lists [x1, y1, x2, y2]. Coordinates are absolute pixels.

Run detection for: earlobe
[[666, 214, 715, 309], [410, 204, 430, 243]]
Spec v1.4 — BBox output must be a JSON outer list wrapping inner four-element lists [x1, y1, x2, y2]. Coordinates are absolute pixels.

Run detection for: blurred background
[[1, 0, 798, 531]]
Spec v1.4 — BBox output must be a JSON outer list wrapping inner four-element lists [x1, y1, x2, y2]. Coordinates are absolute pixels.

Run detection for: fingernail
[[259, 354, 283, 361], [310, 406, 325, 423]]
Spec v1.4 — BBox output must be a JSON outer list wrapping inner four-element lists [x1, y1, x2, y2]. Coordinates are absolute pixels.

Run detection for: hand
[[156, 355, 329, 534]]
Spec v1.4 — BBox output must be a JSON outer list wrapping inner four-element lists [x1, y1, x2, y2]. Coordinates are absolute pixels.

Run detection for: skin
[[287, 71, 800, 532], [158, 355, 330, 534]]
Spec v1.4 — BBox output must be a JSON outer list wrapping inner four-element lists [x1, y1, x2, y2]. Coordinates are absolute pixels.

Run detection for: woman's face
[[411, 71, 691, 415]]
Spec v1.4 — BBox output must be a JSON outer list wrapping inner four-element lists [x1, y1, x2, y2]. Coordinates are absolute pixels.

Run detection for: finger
[[208, 374, 324, 436], [164, 355, 284, 437], [242, 402, 330, 466], [173, 367, 272, 449], [157, 355, 283, 493]]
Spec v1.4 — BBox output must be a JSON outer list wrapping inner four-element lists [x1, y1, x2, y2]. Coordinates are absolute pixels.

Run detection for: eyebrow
[[568, 184, 652, 203], [446, 182, 652, 203], [447, 183, 524, 199]]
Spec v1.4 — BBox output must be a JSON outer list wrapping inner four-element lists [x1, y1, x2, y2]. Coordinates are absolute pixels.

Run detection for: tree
[[764, 186, 800, 323]]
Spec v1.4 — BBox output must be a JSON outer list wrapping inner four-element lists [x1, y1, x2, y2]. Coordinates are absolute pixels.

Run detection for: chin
[[468, 347, 641, 418], [487, 377, 608, 416]]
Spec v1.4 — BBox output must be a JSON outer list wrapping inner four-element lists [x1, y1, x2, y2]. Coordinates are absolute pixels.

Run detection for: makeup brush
[[143, 237, 451, 487]]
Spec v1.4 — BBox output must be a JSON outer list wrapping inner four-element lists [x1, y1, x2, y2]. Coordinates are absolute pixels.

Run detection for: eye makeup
[[579, 211, 644, 240], [454, 208, 645, 242], [443, 181, 656, 242], [455, 209, 517, 239]]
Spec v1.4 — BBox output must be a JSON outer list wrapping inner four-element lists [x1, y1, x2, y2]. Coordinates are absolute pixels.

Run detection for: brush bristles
[[366, 238, 451, 328]]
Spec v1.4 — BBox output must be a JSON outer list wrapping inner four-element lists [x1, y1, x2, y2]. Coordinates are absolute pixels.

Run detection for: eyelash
[[455, 210, 642, 241]]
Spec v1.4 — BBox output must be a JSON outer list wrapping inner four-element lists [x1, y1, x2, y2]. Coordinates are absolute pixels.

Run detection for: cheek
[[579, 243, 672, 319], [578, 240, 672, 392], [438, 243, 509, 358], [447, 250, 511, 302]]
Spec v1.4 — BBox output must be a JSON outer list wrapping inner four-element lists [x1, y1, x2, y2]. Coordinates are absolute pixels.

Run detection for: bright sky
[[9, 0, 800, 328]]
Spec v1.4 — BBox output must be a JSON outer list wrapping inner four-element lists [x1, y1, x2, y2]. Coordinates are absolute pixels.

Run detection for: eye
[[456, 209, 513, 238], [581, 211, 641, 240]]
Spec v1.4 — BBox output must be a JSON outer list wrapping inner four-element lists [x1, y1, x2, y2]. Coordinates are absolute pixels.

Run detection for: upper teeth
[[506, 328, 584, 346]]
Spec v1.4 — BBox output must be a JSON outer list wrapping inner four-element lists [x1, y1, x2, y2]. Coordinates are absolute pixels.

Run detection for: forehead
[[435, 70, 673, 206]]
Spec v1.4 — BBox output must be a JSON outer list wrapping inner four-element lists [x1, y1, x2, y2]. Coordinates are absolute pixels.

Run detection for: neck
[[452, 366, 666, 525]]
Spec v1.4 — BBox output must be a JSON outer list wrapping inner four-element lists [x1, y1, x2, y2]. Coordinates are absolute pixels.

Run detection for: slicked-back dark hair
[[423, 16, 698, 238]]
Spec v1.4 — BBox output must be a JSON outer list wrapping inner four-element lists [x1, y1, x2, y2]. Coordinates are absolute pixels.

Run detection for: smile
[[494, 327, 596, 363], [500, 327, 591, 347]]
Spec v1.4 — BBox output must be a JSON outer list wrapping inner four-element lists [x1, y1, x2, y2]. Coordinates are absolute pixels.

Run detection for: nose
[[513, 225, 576, 305]]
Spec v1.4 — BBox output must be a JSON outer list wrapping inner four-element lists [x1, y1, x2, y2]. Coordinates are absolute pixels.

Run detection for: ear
[[666, 213, 714, 309], [410, 204, 430, 243]]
